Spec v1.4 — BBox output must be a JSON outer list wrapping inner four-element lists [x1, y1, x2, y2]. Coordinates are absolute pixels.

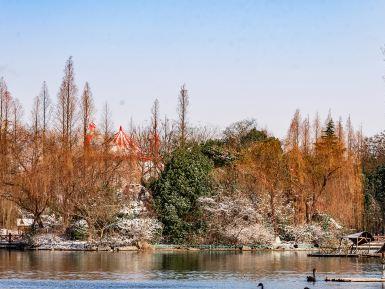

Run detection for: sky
[[1, 0, 385, 138]]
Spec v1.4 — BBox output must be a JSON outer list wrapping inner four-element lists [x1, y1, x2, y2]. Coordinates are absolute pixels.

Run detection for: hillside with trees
[[0, 57, 379, 247]]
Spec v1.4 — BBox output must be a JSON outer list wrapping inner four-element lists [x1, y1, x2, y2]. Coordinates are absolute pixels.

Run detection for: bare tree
[[80, 82, 94, 150], [71, 149, 123, 240], [313, 112, 321, 142], [286, 109, 301, 150], [100, 101, 113, 148], [161, 115, 176, 157], [177, 84, 189, 146], [1, 140, 58, 228], [57, 56, 78, 149], [0, 87, 12, 159], [336, 116, 344, 142], [0, 79, 9, 183], [301, 115, 310, 155], [31, 82, 51, 154], [150, 99, 161, 177], [10, 98, 23, 149], [346, 115, 354, 156], [151, 99, 159, 140], [0, 78, 6, 148], [39, 81, 51, 138], [32, 95, 40, 138]]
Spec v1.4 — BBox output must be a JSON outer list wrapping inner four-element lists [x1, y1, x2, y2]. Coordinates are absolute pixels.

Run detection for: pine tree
[[323, 118, 336, 138]]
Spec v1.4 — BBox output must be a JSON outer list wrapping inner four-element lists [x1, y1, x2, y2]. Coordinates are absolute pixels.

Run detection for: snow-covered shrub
[[112, 187, 162, 243], [29, 233, 63, 247], [198, 195, 274, 244], [280, 216, 343, 245], [66, 219, 89, 240], [313, 212, 342, 230], [41, 214, 62, 229], [114, 216, 162, 242], [29, 233, 90, 250], [199, 193, 344, 246], [226, 223, 274, 245]]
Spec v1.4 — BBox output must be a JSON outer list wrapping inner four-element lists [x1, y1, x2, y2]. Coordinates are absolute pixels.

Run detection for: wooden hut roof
[[343, 231, 374, 245]]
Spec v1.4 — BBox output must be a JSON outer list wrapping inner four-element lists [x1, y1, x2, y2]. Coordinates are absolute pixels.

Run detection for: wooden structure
[[0, 233, 26, 249], [342, 231, 375, 254], [308, 231, 383, 257], [0, 233, 23, 243], [16, 218, 34, 233]]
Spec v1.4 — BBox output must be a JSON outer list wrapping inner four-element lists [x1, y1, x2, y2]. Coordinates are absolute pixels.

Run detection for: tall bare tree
[[313, 112, 321, 142], [301, 115, 311, 155], [336, 117, 344, 142], [151, 99, 159, 140], [0, 88, 12, 159], [177, 84, 189, 146], [286, 109, 301, 149], [150, 99, 161, 177], [32, 95, 40, 139], [80, 82, 94, 150], [39, 81, 51, 138], [346, 115, 354, 156], [0, 78, 5, 148], [10, 98, 22, 148], [161, 115, 176, 157], [100, 101, 113, 148], [57, 56, 78, 149]]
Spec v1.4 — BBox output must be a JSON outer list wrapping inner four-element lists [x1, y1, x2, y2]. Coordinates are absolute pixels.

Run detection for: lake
[[0, 250, 384, 289]]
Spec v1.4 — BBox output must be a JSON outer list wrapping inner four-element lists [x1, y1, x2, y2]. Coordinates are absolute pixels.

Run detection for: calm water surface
[[0, 250, 384, 288]]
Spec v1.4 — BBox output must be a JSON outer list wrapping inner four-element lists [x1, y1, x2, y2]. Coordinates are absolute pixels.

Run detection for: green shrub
[[66, 219, 89, 240], [151, 146, 213, 244]]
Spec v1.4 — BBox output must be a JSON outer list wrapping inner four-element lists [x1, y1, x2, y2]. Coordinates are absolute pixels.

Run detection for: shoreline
[[2, 242, 321, 252]]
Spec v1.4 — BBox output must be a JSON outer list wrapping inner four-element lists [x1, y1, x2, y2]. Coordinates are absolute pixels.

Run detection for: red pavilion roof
[[112, 126, 140, 154]]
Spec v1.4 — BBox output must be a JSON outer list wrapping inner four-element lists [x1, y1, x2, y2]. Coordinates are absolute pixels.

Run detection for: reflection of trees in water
[[0, 251, 383, 280], [159, 252, 201, 272]]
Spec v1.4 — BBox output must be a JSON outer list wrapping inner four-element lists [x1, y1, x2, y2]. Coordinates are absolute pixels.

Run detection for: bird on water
[[258, 283, 312, 288], [306, 268, 316, 282]]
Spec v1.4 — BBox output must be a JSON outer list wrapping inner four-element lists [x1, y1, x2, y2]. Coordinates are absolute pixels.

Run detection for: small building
[[16, 218, 34, 233], [341, 231, 375, 254], [343, 231, 374, 246]]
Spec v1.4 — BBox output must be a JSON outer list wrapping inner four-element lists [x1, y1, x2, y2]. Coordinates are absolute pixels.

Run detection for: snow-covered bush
[[41, 214, 62, 229], [199, 194, 343, 246], [112, 185, 162, 243], [114, 216, 162, 242], [313, 212, 342, 230], [280, 215, 343, 245], [29, 233, 90, 250], [198, 196, 274, 244], [66, 219, 89, 240], [225, 223, 274, 245]]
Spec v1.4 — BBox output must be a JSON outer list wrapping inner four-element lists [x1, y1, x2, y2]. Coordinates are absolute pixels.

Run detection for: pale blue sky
[[1, 0, 385, 137]]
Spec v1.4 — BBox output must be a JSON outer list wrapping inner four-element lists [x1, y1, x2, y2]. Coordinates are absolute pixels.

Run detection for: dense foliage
[[362, 132, 385, 233], [151, 147, 214, 243]]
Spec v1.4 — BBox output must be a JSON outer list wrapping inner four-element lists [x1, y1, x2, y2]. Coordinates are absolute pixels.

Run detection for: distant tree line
[[0, 56, 379, 243]]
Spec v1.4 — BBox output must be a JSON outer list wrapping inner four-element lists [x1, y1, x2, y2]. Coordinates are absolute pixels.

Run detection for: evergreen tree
[[323, 119, 336, 138], [151, 146, 213, 244]]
